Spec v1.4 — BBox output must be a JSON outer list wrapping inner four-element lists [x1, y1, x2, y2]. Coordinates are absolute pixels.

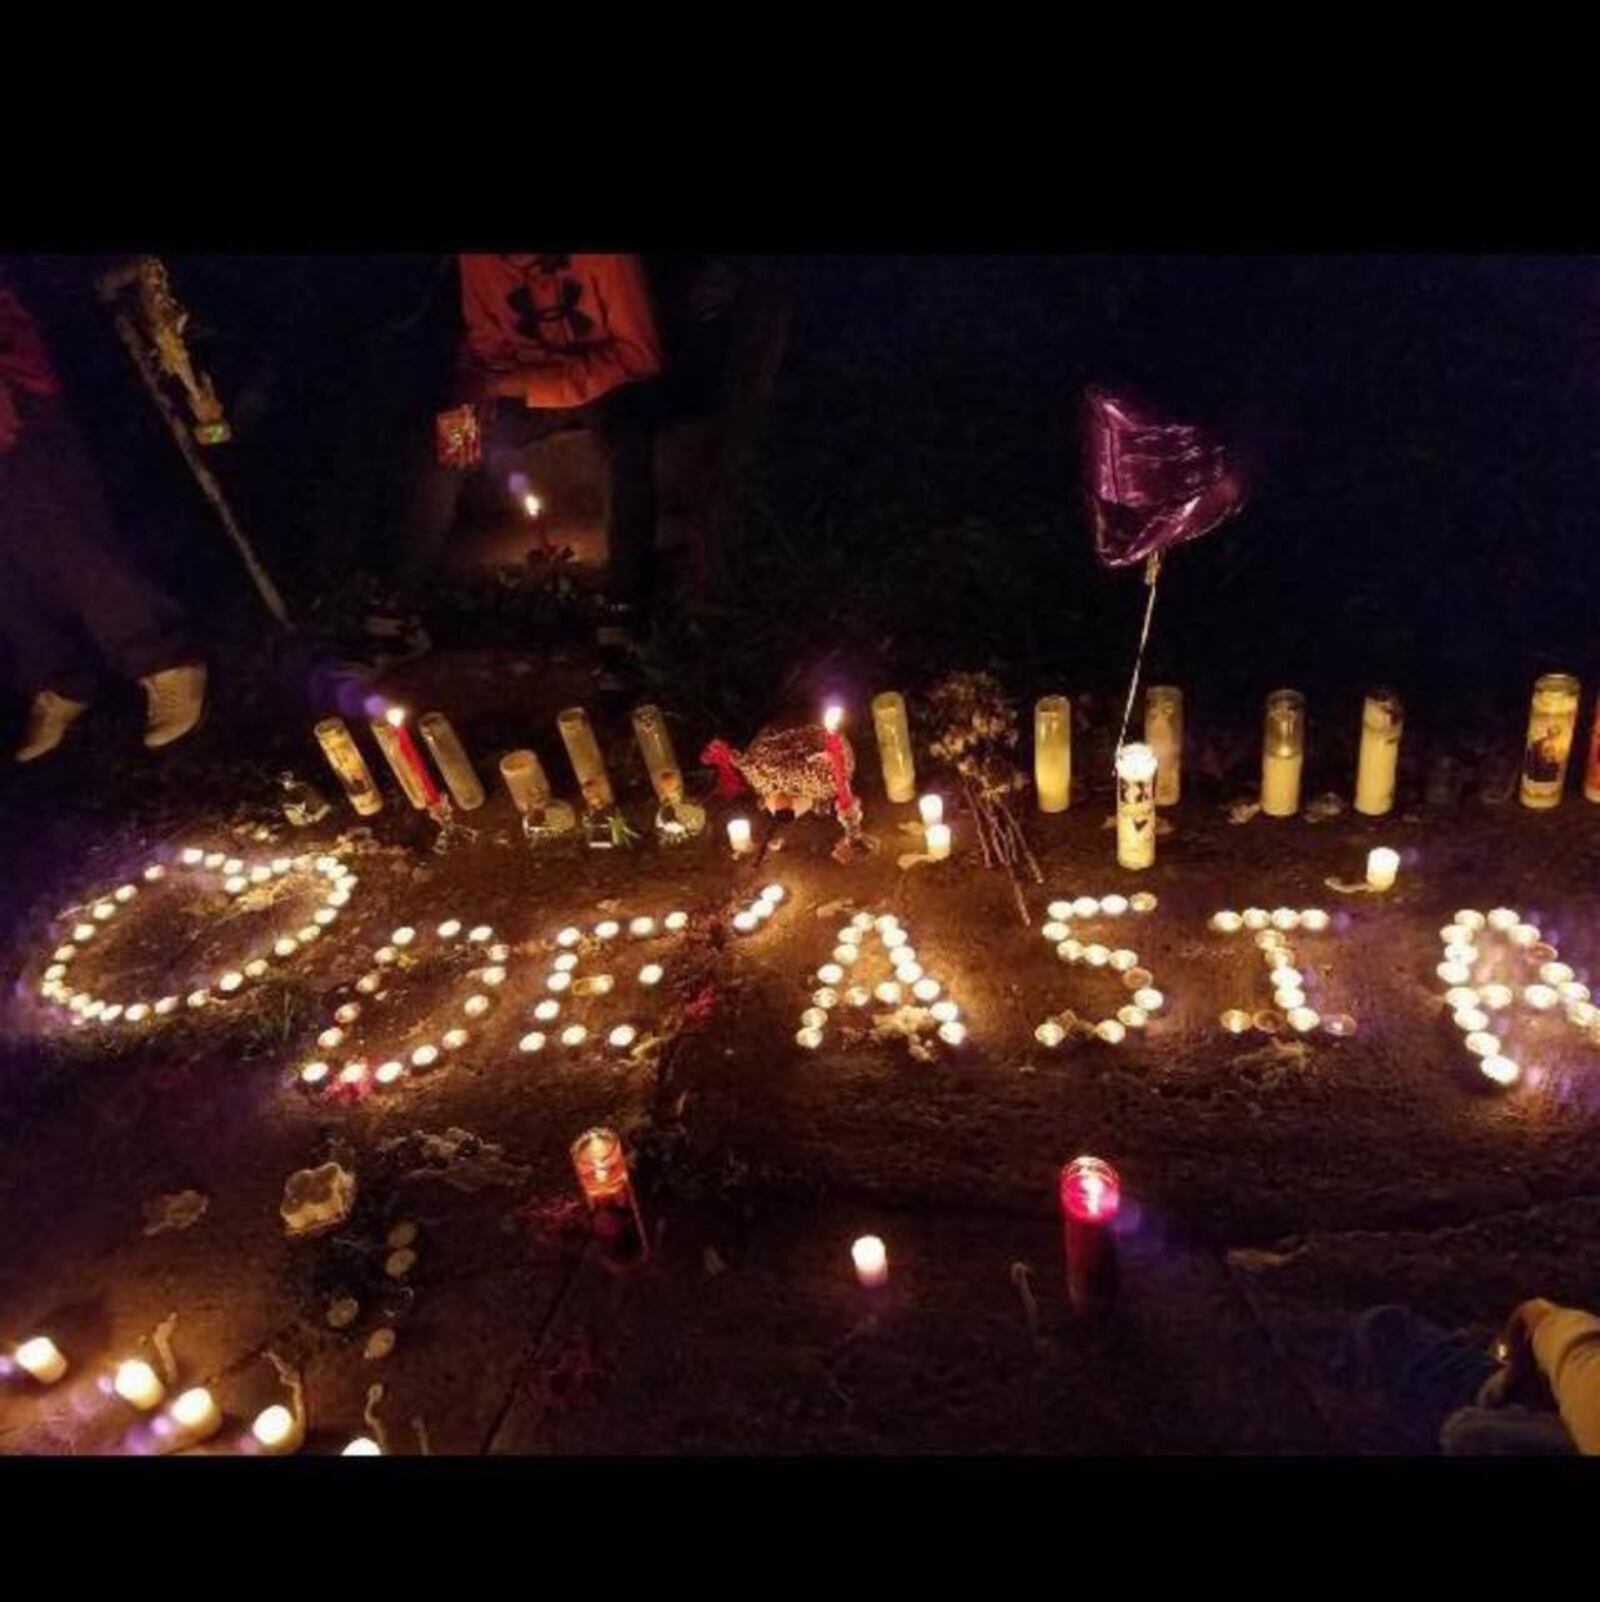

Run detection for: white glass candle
[[500, 748, 551, 814], [1354, 688, 1403, 817], [1115, 743, 1158, 870], [170, 1386, 222, 1443], [918, 794, 944, 828], [1034, 695, 1071, 813], [727, 817, 753, 856], [925, 822, 952, 861], [1144, 685, 1183, 807], [871, 692, 917, 804], [251, 1403, 303, 1454], [1261, 689, 1306, 817], [114, 1358, 165, 1411], [1366, 847, 1400, 891], [851, 1235, 889, 1288]]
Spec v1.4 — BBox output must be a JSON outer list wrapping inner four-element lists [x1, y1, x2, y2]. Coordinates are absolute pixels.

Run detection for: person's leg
[[1354, 1304, 1499, 1451], [590, 380, 660, 619], [1440, 1406, 1575, 1457]]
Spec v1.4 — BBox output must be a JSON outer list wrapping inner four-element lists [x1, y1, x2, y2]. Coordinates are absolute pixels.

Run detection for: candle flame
[[522, 492, 543, 518], [384, 707, 407, 728], [824, 704, 844, 734]]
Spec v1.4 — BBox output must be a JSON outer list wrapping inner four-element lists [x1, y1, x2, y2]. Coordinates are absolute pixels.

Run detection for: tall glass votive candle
[[557, 707, 615, 813], [571, 1126, 648, 1270], [631, 704, 685, 804], [1060, 1155, 1121, 1316], [1354, 688, 1403, 817], [371, 712, 438, 810], [1584, 701, 1600, 803], [1521, 673, 1580, 809], [500, 749, 551, 813], [870, 691, 917, 804], [419, 713, 485, 811], [1115, 743, 1158, 870], [1035, 695, 1071, 813], [314, 718, 384, 817], [1144, 685, 1183, 807], [1261, 689, 1306, 818]]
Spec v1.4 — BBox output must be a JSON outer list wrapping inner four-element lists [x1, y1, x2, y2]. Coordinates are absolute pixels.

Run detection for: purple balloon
[[1084, 384, 1246, 568]]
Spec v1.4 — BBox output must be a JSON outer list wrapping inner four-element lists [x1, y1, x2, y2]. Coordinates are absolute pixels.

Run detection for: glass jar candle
[[499, 748, 551, 813], [570, 1126, 648, 1270], [1354, 688, 1403, 817], [1035, 695, 1071, 813], [1584, 701, 1600, 803], [418, 713, 485, 811], [371, 713, 438, 810], [1115, 742, 1158, 870], [870, 691, 917, 804], [631, 704, 685, 803], [557, 706, 615, 813], [1261, 689, 1306, 818], [314, 718, 383, 817], [1060, 1155, 1121, 1316], [1144, 685, 1183, 807], [1521, 673, 1580, 809]]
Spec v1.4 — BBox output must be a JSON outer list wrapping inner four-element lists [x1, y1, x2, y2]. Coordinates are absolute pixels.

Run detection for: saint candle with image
[[1143, 686, 1182, 807], [314, 718, 384, 817], [870, 691, 917, 804], [1522, 673, 1580, 809], [1115, 743, 1157, 870]]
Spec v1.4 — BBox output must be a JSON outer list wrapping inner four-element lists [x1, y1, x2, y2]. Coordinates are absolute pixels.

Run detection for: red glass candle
[[571, 1127, 648, 1271], [1060, 1155, 1121, 1316], [823, 704, 857, 815], [385, 707, 441, 808]]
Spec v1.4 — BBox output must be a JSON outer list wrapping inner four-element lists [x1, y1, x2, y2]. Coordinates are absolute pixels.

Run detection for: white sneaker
[[141, 663, 208, 749], [15, 689, 89, 763]]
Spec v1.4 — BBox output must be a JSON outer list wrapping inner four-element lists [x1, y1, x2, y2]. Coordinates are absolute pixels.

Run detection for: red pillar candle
[[823, 704, 857, 815], [1060, 1155, 1121, 1316], [373, 707, 441, 809], [570, 1126, 649, 1271]]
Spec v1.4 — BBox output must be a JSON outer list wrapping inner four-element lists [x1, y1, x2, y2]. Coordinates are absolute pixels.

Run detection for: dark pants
[[0, 403, 189, 701], [395, 383, 659, 609], [1353, 1305, 1575, 1455]]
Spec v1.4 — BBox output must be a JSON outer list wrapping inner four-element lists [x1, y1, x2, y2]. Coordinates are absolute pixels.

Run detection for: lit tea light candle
[[169, 1386, 222, 1443], [1454, 1008, 1491, 1033], [218, 971, 245, 995], [318, 1027, 345, 1051], [1300, 908, 1330, 933], [1540, 961, 1575, 986], [251, 1403, 303, 1455], [1041, 921, 1070, 944], [520, 1032, 546, 1054], [442, 1028, 469, 1051], [875, 981, 902, 1006], [727, 817, 753, 856], [1270, 908, 1300, 931], [411, 1044, 439, 1069], [1287, 1007, 1321, 1033], [1109, 949, 1138, 972], [339, 1061, 368, 1086], [1220, 1009, 1252, 1034], [1524, 984, 1559, 1011], [1366, 848, 1400, 892], [72, 923, 96, 943], [463, 994, 491, 1018], [924, 822, 952, 861], [553, 953, 579, 973], [300, 1060, 330, 1086], [833, 944, 860, 965], [851, 1235, 888, 1288], [592, 921, 620, 943], [114, 1358, 165, 1411], [13, 1336, 67, 1384], [817, 963, 845, 987], [1085, 945, 1110, 968], [181, 847, 204, 866], [548, 972, 572, 993], [1118, 1005, 1149, 1029], [586, 974, 615, 996], [1559, 982, 1591, 1005], [896, 962, 924, 984], [1438, 961, 1473, 986], [481, 965, 507, 988], [1096, 1019, 1126, 1044], [1465, 1031, 1501, 1057], [912, 978, 941, 1003], [1211, 911, 1243, 933], [751, 899, 775, 923], [628, 916, 656, 939], [1072, 896, 1101, 920], [938, 1020, 968, 1046], [639, 963, 664, 987], [467, 925, 493, 944], [203, 852, 225, 869], [918, 794, 944, 828], [561, 1025, 588, 1048], [882, 928, 909, 950], [813, 987, 840, 1009], [335, 1003, 361, 1027], [534, 999, 561, 1022], [1511, 924, 1541, 948], [375, 1060, 405, 1085], [609, 1024, 637, 1050], [343, 1436, 382, 1456], [125, 1003, 150, 1024], [1480, 984, 1514, 1010], [846, 986, 871, 1007], [1242, 908, 1269, 930], [795, 1027, 824, 1050], [1481, 1055, 1521, 1087]]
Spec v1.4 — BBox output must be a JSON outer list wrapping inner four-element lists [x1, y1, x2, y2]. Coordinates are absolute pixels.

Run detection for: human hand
[[1495, 1298, 1557, 1404]]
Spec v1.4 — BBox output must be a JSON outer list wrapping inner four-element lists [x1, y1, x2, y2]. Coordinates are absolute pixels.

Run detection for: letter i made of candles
[[1521, 673, 1580, 809], [1261, 689, 1305, 818], [1035, 695, 1071, 813], [314, 717, 384, 817], [1355, 688, 1402, 817], [871, 691, 917, 804], [571, 1126, 649, 1270], [1144, 685, 1182, 807]]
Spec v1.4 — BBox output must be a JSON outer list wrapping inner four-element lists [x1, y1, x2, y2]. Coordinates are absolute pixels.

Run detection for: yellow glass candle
[[1520, 673, 1580, 809], [314, 718, 383, 817], [1144, 685, 1183, 807], [1261, 689, 1305, 817], [630, 704, 685, 804], [418, 713, 485, 811], [870, 692, 917, 804], [556, 706, 615, 812], [1354, 688, 1403, 817], [499, 749, 551, 813], [1035, 695, 1071, 813], [1115, 743, 1158, 870]]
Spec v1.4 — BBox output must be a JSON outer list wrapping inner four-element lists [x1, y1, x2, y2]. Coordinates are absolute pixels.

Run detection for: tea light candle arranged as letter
[[1060, 1155, 1121, 1317], [571, 1127, 649, 1270], [1034, 695, 1072, 813], [1521, 673, 1581, 809], [372, 707, 441, 810], [1115, 743, 1158, 871], [870, 691, 917, 804], [314, 718, 384, 817], [418, 712, 485, 811], [1144, 685, 1183, 807], [1366, 846, 1400, 892], [169, 1386, 223, 1444], [251, 1402, 303, 1455], [1261, 689, 1306, 818], [13, 1335, 67, 1384], [1354, 688, 1403, 817], [114, 1358, 165, 1411], [851, 1234, 889, 1288]]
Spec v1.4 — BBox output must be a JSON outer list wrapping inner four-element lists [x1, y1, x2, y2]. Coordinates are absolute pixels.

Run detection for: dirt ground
[[3, 644, 1600, 1457]]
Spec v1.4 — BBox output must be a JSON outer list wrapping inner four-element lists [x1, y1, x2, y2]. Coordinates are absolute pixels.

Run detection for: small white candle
[[375, 1060, 405, 1085], [1211, 911, 1243, 933], [343, 1436, 383, 1456], [727, 817, 753, 856], [170, 1386, 222, 1442], [851, 1235, 888, 1288], [918, 794, 944, 828], [14, 1336, 67, 1384], [114, 1358, 165, 1411], [925, 822, 951, 861], [639, 963, 664, 986], [1366, 847, 1400, 891], [1481, 1055, 1521, 1087], [251, 1403, 303, 1454], [1036, 1020, 1066, 1047], [938, 1020, 968, 1046]]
